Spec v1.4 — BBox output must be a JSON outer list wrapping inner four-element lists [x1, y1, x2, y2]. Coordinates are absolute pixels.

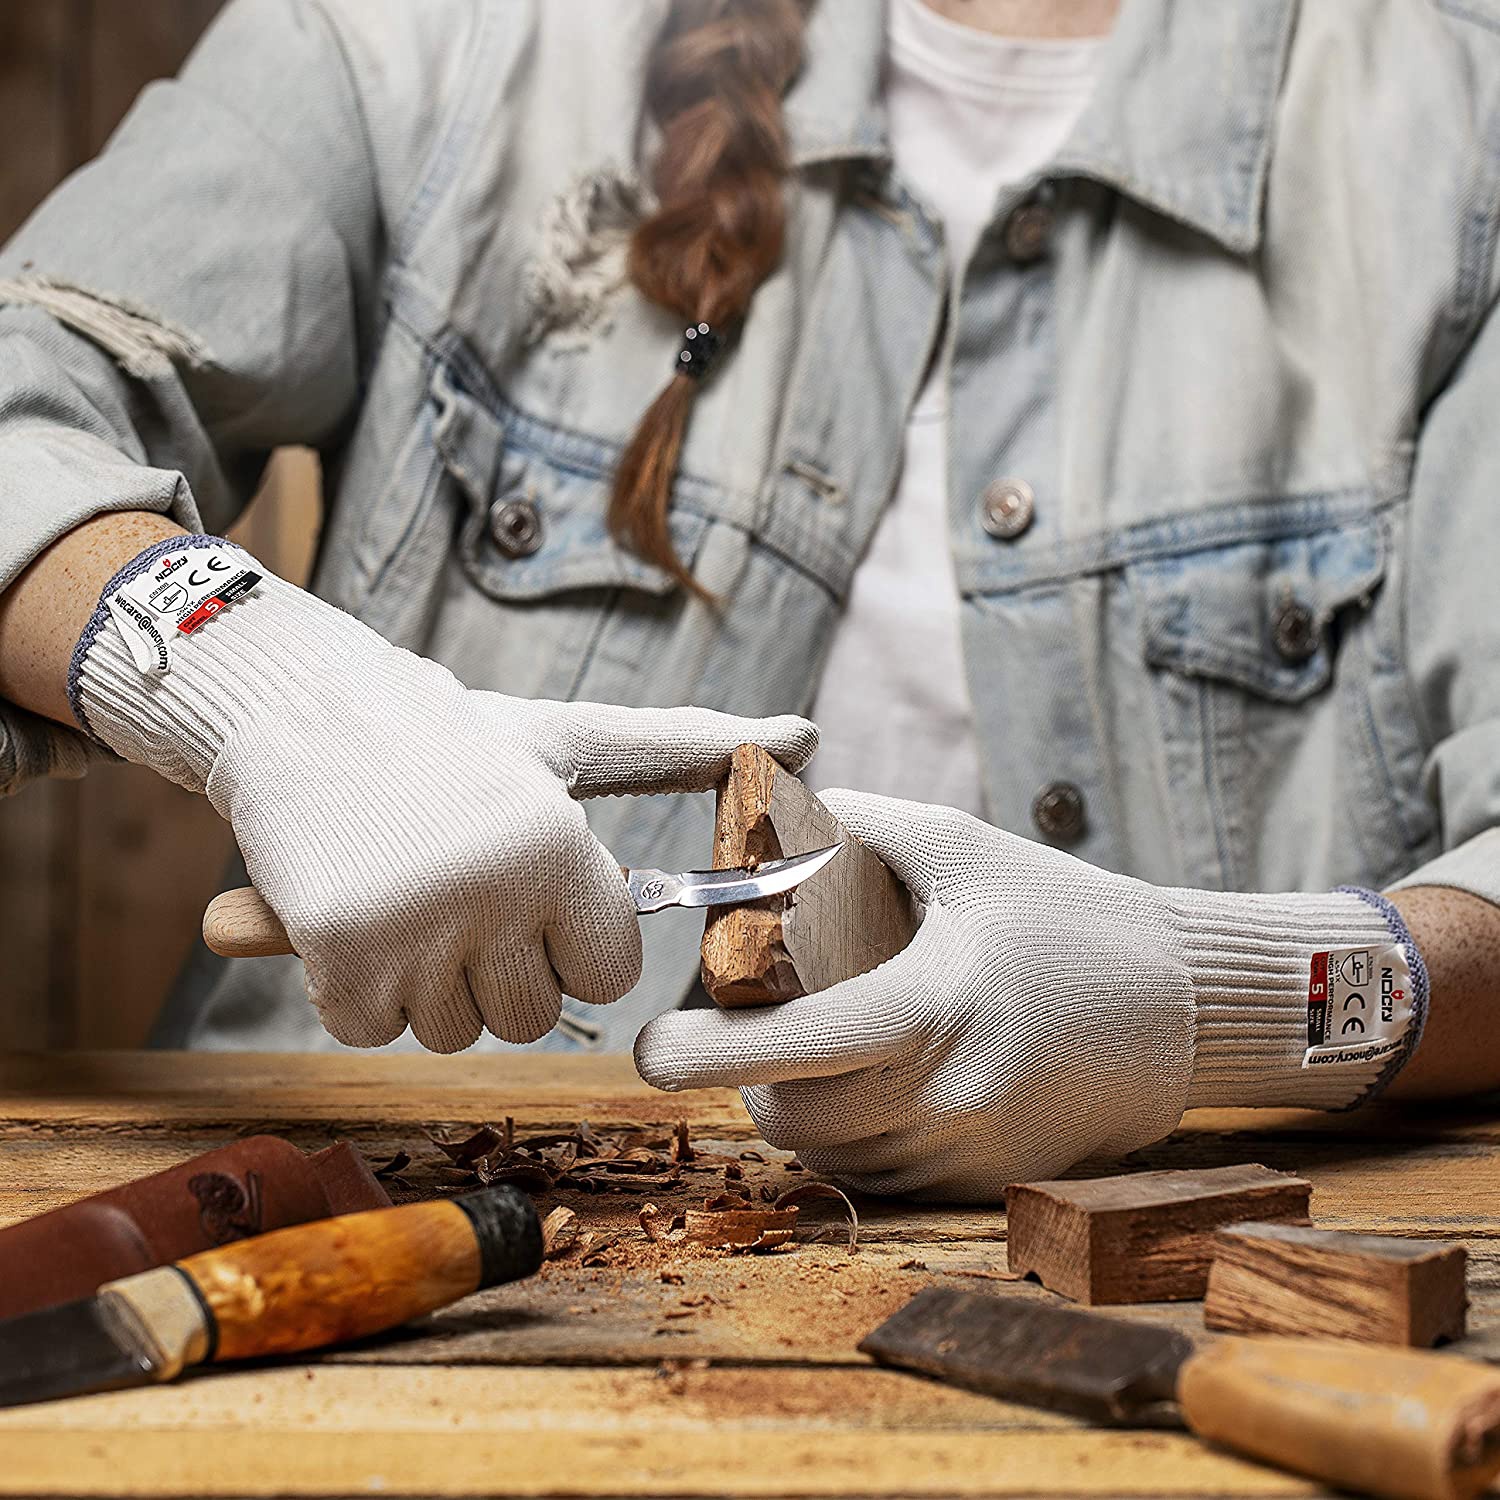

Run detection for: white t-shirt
[[806, 0, 1102, 816]]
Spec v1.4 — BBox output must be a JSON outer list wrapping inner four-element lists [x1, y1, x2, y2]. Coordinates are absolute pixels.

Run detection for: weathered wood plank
[[5, 1055, 1500, 1499], [0, 1365, 1319, 1498], [0, 1053, 753, 1134]]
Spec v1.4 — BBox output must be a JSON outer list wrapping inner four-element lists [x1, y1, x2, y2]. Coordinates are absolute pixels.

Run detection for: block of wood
[[699, 744, 920, 1007], [1204, 1221, 1467, 1346], [1005, 1164, 1312, 1305]]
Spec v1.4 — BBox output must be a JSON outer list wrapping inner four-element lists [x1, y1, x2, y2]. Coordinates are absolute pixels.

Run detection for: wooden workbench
[[2, 1052, 1500, 1498]]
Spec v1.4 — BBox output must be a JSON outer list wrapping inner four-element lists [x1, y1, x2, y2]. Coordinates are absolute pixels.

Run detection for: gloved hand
[[636, 789, 1426, 1200], [70, 536, 816, 1052]]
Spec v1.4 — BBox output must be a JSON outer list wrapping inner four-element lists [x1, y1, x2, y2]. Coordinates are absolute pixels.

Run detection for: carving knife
[[0, 1186, 541, 1410], [201, 844, 842, 958], [861, 1287, 1500, 1500]]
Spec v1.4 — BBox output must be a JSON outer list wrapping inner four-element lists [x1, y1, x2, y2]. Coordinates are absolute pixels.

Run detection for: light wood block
[[1204, 1220, 1467, 1346]]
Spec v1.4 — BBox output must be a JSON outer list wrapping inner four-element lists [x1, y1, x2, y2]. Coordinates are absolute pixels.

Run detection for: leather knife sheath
[[0, 1136, 390, 1320]]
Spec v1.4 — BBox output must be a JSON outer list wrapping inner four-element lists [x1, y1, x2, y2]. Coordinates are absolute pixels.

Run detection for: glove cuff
[[70, 537, 378, 796], [1172, 886, 1427, 1111]]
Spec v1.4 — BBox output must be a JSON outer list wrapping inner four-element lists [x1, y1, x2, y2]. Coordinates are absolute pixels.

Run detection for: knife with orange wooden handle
[[0, 1186, 541, 1408], [201, 845, 841, 958]]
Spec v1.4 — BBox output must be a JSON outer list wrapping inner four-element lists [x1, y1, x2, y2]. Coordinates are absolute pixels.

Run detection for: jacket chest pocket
[[1134, 511, 1433, 890], [415, 361, 713, 705]]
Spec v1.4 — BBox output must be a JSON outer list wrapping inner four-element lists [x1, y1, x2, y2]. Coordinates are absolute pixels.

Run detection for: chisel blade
[[859, 1287, 1189, 1428], [0, 1295, 161, 1409]]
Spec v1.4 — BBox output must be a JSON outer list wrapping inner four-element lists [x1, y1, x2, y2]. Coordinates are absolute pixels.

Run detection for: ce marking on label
[[1341, 989, 1368, 1035], [187, 556, 232, 588]]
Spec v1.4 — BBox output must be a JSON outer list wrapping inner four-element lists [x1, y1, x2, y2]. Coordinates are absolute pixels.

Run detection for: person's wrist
[[1170, 885, 1427, 1111]]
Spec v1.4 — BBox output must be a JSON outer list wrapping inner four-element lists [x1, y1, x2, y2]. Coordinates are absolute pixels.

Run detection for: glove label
[[107, 544, 261, 675], [1303, 943, 1412, 1070]]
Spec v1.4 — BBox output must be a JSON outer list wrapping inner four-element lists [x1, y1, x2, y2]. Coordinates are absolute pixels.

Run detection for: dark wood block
[[1005, 1164, 1312, 1305], [1205, 1220, 1467, 1346]]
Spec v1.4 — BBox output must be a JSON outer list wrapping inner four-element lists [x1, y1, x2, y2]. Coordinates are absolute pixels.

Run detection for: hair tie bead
[[676, 322, 722, 379]]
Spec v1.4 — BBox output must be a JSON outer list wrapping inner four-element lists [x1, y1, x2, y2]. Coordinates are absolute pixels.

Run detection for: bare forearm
[[0, 511, 186, 724], [1384, 884, 1500, 1099]]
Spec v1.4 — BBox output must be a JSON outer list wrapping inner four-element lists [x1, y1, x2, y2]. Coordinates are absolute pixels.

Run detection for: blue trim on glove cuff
[[1335, 884, 1430, 1107], [67, 533, 228, 738]]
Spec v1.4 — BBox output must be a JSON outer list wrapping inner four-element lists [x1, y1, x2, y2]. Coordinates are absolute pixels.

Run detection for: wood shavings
[[703, 1190, 753, 1211], [420, 1121, 691, 1196], [427, 1125, 507, 1167], [639, 1203, 683, 1243], [681, 1207, 798, 1252], [476, 1160, 556, 1193], [541, 1206, 579, 1259], [775, 1182, 860, 1253], [371, 1150, 411, 1180], [406, 1117, 865, 1269], [579, 1231, 627, 1267]]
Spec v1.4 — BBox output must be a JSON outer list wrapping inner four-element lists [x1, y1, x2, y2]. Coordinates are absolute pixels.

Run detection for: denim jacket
[[5, 0, 1500, 1052]]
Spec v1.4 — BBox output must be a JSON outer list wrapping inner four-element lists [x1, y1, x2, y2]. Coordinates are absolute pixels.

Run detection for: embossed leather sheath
[[0, 1136, 391, 1319]]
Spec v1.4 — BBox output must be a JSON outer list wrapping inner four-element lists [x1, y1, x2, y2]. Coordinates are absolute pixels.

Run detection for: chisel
[[0, 1186, 540, 1409], [860, 1286, 1500, 1500]]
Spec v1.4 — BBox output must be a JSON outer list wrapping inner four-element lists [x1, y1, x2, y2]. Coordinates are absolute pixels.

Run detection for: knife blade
[[202, 844, 842, 957], [0, 1186, 540, 1410], [626, 843, 841, 913]]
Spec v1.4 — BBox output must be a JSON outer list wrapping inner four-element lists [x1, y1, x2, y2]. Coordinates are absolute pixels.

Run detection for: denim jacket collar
[[786, 0, 1297, 254]]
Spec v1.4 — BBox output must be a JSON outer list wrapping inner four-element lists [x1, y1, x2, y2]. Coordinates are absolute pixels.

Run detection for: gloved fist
[[636, 789, 1421, 1201], [71, 540, 816, 1052]]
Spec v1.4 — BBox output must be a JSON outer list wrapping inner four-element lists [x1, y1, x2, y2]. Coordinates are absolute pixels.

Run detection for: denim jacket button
[[489, 498, 543, 557], [1033, 781, 1087, 843], [1272, 598, 1319, 663], [981, 478, 1036, 539], [1004, 198, 1055, 263]]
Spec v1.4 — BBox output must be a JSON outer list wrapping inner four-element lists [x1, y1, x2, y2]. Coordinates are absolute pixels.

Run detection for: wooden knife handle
[[203, 885, 292, 957], [1177, 1335, 1500, 1500], [701, 744, 921, 1007], [206, 865, 637, 959], [181, 1188, 541, 1363]]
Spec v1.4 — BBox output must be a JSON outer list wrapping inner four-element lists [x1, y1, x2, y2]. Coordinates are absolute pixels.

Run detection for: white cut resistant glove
[[636, 789, 1427, 1201], [70, 536, 816, 1053]]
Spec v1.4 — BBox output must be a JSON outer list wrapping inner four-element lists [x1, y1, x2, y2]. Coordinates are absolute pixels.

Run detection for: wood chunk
[[1205, 1221, 1467, 1346], [700, 744, 920, 1007], [1005, 1164, 1312, 1305]]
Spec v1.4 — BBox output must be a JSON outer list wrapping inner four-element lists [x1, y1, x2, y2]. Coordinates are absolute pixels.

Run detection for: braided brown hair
[[610, 0, 812, 597]]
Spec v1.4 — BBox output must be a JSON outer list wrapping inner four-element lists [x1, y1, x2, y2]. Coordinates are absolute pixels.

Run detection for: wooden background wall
[[0, 1, 321, 1049]]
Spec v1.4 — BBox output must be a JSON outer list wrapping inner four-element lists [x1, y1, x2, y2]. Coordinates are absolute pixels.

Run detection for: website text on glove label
[[1303, 942, 1412, 1070], [107, 544, 261, 674]]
